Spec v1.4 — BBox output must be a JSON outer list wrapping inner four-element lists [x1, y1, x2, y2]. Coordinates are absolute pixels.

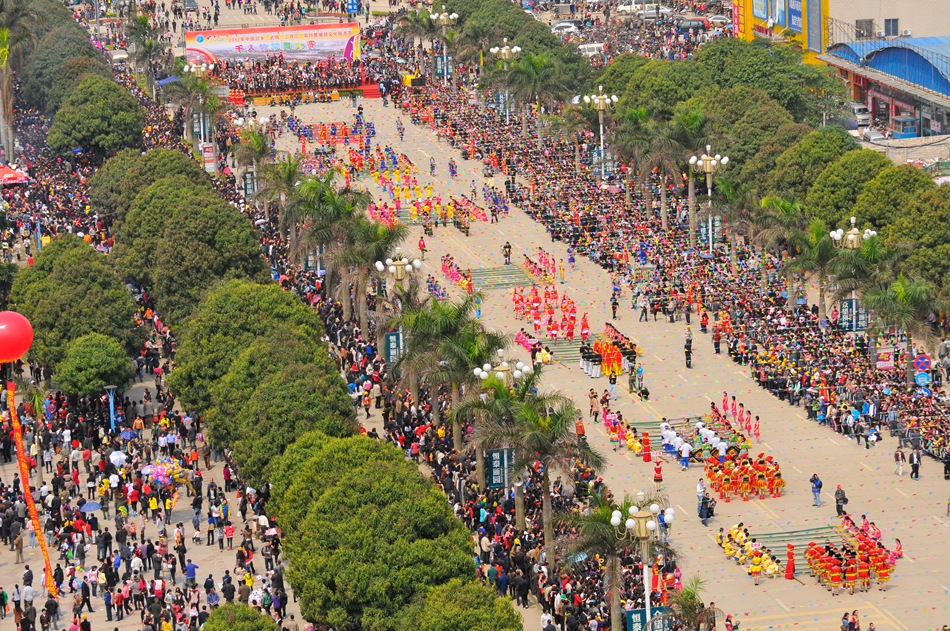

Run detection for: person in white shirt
[[696, 479, 706, 514], [679, 441, 692, 470]]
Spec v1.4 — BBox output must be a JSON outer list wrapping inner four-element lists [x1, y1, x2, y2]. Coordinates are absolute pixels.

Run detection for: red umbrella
[[0, 165, 28, 185]]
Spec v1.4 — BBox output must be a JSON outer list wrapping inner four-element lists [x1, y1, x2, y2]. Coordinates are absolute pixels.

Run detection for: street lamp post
[[610, 493, 675, 626], [374, 248, 422, 292], [489, 38, 521, 125], [182, 63, 215, 144], [688, 145, 729, 255], [473, 350, 532, 497], [429, 5, 458, 87], [831, 216, 877, 334], [104, 385, 117, 433], [584, 85, 618, 180]]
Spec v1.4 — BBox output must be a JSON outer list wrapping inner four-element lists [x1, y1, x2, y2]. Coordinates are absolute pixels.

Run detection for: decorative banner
[[875, 347, 895, 371], [7, 381, 57, 598], [752, 0, 767, 20], [185, 23, 362, 64]]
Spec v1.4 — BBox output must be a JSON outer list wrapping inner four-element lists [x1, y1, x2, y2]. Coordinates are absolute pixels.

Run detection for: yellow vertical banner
[[7, 381, 57, 598]]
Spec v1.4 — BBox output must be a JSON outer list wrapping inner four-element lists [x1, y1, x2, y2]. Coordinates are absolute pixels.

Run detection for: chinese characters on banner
[[7, 381, 58, 597], [185, 23, 362, 63]]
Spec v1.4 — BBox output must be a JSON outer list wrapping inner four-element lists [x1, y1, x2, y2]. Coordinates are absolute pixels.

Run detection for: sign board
[[914, 354, 931, 372], [201, 142, 216, 174], [920, 386, 932, 397], [345, 0, 360, 13], [626, 607, 672, 631], [875, 347, 895, 371], [434, 54, 454, 78], [915, 371, 931, 386], [787, 0, 803, 32], [384, 331, 403, 364], [697, 215, 723, 246], [242, 171, 255, 197], [838, 299, 870, 332], [485, 448, 515, 489], [185, 23, 361, 63]]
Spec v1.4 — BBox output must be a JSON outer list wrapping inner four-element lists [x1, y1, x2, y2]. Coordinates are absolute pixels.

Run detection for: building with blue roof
[[821, 32, 950, 136]]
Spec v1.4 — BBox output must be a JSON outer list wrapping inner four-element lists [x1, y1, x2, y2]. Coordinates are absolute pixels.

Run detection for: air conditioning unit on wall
[[875, 30, 885, 37], [902, 28, 912, 36]]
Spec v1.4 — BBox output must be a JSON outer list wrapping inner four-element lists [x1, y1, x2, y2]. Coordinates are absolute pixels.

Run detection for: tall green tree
[[785, 219, 838, 319], [804, 149, 890, 227], [55, 333, 134, 398], [471, 394, 604, 566], [862, 274, 939, 386], [756, 196, 807, 311], [851, 164, 937, 230], [47, 74, 145, 157], [610, 106, 649, 209], [11, 235, 141, 368], [766, 126, 857, 202], [507, 52, 566, 149], [397, 579, 521, 631], [0, 0, 42, 156], [125, 15, 166, 97]]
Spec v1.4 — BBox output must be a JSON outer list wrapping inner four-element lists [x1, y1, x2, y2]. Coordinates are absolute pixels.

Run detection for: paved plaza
[[262, 96, 950, 630]]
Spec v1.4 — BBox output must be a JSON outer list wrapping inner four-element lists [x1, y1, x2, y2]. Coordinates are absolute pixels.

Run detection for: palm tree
[[454, 366, 559, 490], [712, 176, 758, 276], [640, 119, 683, 232], [293, 173, 371, 304], [126, 15, 166, 98], [333, 216, 408, 336], [785, 219, 837, 320], [548, 105, 592, 176], [652, 576, 722, 631], [473, 395, 605, 567], [162, 70, 211, 145], [862, 274, 939, 387], [394, 294, 506, 452], [611, 106, 650, 209], [0, 0, 42, 159], [259, 154, 304, 248], [507, 52, 567, 150], [756, 196, 807, 311], [454, 21, 495, 77], [233, 126, 272, 215], [669, 107, 709, 245]]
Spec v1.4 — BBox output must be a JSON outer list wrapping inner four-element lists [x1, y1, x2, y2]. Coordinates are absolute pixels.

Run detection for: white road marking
[[775, 599, 791, 613]]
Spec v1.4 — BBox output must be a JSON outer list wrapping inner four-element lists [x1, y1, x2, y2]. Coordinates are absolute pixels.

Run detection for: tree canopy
[[47, 74, 145, 156], [286, 458, 473, 630], [167, 279, 328, 413], [884, 185, 950, 287], [55, 333, 134, 397], [398, 579, 522, 631], [766, 126, 858, 201], [804, 149, 891, 227], [10, 235, 141, 367], [202, 604, 277, 631], [852, 164, 937, 230]]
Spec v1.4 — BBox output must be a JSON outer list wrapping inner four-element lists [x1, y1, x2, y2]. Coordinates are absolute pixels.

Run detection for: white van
[[616, 0, 640, 12], [578, 42, 606, 58], [850, 103, 871, 126]]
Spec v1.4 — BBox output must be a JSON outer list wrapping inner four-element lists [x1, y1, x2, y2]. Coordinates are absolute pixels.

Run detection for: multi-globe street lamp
[[584, 85, 618, 180], [688, 145, 729, 255], [429, 5, 458, 87], [610, 492, 675, 625], [489, 38, 521, 125], [831, 216, 877, 333]]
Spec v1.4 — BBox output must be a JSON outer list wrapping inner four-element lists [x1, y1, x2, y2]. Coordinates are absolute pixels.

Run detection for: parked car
[[678, 18, 709, 30], [708, 14, 730, 25], [637, 6, 672, 19], [863, 128, 886, 143], [850, 103, 872, 126], [552, 19, 583, 33]]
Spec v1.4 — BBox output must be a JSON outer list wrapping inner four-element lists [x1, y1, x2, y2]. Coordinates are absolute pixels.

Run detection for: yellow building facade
[[732, 0, 830, 63]]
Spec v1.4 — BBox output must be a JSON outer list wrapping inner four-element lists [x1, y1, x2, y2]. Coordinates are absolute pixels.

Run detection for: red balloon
[[0, 311, 34, 363]]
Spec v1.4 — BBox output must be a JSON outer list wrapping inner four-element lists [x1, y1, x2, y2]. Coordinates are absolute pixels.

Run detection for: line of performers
[[704, 453, 785, 502], [512, 285, 584, 341], [716, 523, 783, 585]]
